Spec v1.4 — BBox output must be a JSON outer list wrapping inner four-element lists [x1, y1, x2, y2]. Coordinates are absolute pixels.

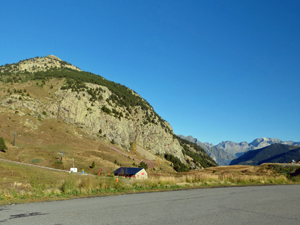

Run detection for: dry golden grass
[[0, 107, 150, 176], [0, 159, 125, 204], [147, 164, 290, 187], [0, 159, 297, 206]]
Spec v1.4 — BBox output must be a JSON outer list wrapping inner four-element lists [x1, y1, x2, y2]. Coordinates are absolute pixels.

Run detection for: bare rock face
[[52, 86, 184, 161]]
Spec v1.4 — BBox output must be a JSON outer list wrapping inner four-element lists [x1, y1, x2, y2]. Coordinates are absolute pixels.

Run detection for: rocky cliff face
[[52, 85, 184, 161]]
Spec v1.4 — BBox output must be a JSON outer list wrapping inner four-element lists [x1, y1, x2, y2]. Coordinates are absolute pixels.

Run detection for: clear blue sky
[[1, 0, 299, 145]]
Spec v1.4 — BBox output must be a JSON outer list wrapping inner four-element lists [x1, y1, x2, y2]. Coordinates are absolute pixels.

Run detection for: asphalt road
[[1, 185, 300, 225]]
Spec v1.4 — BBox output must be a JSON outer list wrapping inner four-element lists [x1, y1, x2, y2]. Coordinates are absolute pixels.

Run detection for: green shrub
[[139, 161, 148, 170], [31, 158, 42, 163], [90, 161, 95, 169], [0, 137, 7, 152], [114, 159, 121, 166], [61, 176, 76, 194], [101, 105, 111, 114]]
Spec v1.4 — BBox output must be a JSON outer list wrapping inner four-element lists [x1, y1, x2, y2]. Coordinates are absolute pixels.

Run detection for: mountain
[[230, 143, 300, 165], [178, 135, 234, 166], [178, 135, 300, 165], [0, 55, 217, 172], [214, 138, 300, 158], [215, 141, 250, 157]]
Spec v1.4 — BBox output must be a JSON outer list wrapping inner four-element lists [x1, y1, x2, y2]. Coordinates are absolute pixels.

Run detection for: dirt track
[[0, 158, 69, 173]]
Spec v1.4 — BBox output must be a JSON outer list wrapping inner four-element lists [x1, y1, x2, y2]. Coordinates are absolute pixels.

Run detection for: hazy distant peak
[[249, 137, 281, 147], [203, 142, 214, 147], [177, 134, 234, 166]]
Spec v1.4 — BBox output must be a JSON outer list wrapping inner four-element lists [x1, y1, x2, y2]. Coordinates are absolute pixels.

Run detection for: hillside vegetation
[[0, 55, 217, 174]]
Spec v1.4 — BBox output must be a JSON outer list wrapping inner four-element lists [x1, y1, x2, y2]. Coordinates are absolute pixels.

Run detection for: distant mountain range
[[177, 135, 234, 166], [178, 135, 300, 166], [215, 138, 300, 157], [230, 143, 300, 165]]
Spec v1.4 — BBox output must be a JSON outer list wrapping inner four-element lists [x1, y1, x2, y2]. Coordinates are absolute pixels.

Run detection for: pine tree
[[139, 161, 148, 170], [0, 137, 7, 152], [90, 161, 95, 168]]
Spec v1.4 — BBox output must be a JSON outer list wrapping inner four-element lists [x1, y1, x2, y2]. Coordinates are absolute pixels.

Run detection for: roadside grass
[[1, 161, 299, 205]]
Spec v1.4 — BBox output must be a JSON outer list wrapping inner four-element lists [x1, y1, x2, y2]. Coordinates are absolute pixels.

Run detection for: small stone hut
[[114, 167, 148, 179]]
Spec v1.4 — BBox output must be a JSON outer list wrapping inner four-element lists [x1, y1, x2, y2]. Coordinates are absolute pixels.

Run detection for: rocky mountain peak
[[46, 55, 62, 60], [0, 55, 81, 74], [249, 137, 282, 148]]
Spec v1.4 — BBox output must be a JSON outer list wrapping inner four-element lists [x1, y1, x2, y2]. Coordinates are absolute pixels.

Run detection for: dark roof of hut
[[114, 167, 144, 175]]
